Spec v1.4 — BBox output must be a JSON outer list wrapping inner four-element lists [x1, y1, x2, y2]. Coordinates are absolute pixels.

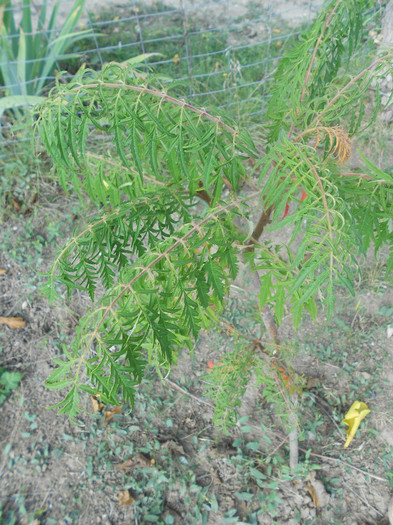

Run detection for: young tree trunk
[[240, 267, 299, 470]]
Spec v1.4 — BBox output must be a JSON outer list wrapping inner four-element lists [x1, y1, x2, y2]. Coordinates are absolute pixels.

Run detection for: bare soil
[[1, 172, 393, 524]]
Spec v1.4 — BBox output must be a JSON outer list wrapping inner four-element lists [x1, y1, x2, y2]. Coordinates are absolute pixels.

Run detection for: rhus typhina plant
[[36, 0, 393, 470]]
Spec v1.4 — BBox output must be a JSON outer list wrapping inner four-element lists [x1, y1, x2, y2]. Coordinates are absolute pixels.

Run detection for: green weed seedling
[[36, 0, 393, 471], [0, 366, 22, 406]]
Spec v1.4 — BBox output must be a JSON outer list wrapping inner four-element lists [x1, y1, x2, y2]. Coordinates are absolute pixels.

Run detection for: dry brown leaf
[[117, 453, 154, 470], [0, 269, 6, 276], [11, 196, 22, 212], [307, 471, 330, 508], [90, 395, 104, 412], [310, 126, 351, 163], [211, 467, 223, 485], [0, 316, 26, 329], [305, 377, 319, 389], [104, 405, 123, 423], [117, 490, 135, 506], [116, 459, 135, 471], [134, 452, 154, 467]]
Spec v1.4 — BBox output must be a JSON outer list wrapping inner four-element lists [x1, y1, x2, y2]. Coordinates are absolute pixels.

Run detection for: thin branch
[[344, 481, 384, 517], [299, 0, 344, 104], [86, 152, 167, 187], [288, 0, 345, 139], [244, 205, 274, 253], [297, 446, 389, 483], [311, 54, 393, 128], [339, 171, 388, 184], [163, 377, 214, 408], [217, 319, 284, 356], [77, 199, 244, 379], [71, 81, 238, 135]]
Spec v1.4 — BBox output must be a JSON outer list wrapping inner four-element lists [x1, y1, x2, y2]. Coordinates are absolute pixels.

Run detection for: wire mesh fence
[[74, 0, 325, 122], [1, 0, 326, 119], [0, 0, 384, 161]]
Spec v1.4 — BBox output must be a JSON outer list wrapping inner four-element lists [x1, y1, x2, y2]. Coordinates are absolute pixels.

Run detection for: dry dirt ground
[[59, 0, 326, 28], [1, 164, 393, 524], [11, 0, 325, 28]]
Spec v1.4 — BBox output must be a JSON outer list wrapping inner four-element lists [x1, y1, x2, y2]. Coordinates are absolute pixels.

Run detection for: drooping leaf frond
[[251, 135, 357, 325], [44, 190, 195, 301], [266, 0, 392, 140], [37, 62, 258, 206], [45, 203, 245, 416]]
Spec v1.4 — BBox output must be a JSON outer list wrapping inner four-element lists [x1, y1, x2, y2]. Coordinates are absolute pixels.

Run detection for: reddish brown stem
[[243, 205, 274, 254], [196, 181, 212, 205], [299, 0, 344, 104], [251, 205, 274, 243]]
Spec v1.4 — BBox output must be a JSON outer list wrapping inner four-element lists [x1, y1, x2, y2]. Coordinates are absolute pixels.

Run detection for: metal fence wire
[[77, 0, 325, 121], [1, 0, 329, 124]]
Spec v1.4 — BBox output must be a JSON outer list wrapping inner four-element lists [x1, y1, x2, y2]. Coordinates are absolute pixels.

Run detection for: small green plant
[[0, 0, 91, 113], [0, 366, 21, 405], [36, 0, 393, 468]]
